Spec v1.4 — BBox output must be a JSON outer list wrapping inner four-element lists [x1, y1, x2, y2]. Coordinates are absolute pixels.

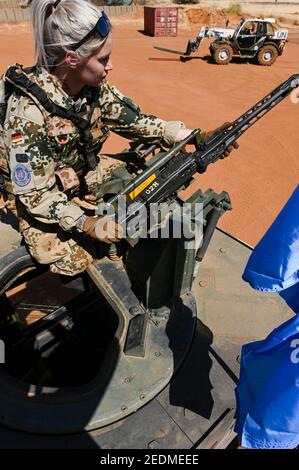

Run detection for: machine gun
[[99, 74, 299, 235]]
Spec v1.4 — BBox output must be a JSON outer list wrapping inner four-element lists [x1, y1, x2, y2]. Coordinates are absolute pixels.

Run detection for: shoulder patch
[[9, 146, 36, 194], [12, 163, 31, 187]]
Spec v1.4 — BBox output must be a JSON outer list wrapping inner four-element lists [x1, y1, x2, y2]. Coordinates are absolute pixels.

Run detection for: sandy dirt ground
[[0, 12, 298, 247]]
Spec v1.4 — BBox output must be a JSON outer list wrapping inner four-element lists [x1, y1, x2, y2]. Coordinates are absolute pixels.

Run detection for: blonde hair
[[30, 0, 108, 70]]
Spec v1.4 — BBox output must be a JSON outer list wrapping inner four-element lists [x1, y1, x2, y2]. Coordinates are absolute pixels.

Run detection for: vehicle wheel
[[0, 246, 41, 300], [212, 44, 233, 65], [256, 45, 278, 66], [0, 246, 48, 335]]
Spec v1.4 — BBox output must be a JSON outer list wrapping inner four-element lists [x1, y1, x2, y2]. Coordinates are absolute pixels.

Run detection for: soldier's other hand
[[198, 122, 239, 159], [220, 141, 239, 159], [201, 122, 233, 141], [83, 216, 123, 244]]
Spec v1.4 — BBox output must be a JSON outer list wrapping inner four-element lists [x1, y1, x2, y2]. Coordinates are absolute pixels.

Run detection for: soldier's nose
[[105, 60, 113, 72]]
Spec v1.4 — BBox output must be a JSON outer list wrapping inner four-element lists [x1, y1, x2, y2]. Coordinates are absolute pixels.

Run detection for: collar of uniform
[[31, 66, 90, 112]]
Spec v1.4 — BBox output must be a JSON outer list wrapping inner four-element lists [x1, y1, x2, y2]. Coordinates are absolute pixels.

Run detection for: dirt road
[[0, 19, 298, 246]]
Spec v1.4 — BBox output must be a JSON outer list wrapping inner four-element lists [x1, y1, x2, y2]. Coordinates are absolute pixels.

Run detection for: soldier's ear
[[65, 51, 80, 69]]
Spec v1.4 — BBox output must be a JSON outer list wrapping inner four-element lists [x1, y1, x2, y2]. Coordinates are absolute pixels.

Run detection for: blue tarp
[[235, 185, 299, 449]]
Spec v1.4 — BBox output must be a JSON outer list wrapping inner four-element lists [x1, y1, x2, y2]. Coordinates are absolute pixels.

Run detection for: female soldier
[[2, 0, 235, 276]]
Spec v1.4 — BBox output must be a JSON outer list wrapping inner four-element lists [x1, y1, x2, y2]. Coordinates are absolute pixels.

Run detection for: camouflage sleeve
[[100, 81, 185, 146], [5, 95, 83, 230]]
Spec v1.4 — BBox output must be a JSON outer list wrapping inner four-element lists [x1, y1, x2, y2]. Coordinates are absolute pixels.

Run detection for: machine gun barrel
[[98, 74, 299, 228], [196, 74, 299, 172]]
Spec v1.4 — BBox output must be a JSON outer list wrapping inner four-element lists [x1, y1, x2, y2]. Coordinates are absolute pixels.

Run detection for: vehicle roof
[[243, 18, 276, 23]]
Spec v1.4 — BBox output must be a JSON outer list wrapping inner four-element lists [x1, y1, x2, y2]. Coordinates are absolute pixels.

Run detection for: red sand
[[0, 19, 298, 247]]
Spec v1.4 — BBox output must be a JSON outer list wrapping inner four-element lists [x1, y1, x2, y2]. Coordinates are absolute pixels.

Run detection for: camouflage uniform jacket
[[2, 65, 185, 231]]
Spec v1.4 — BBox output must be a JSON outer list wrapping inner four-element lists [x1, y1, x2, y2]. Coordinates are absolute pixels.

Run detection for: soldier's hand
[[196, 122, 239, 158], [201, 122, 232, 141], [220, 141, 239, 159], [82, 216, 123, 244]]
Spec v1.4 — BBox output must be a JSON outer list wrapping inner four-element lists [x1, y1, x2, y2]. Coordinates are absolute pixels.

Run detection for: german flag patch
[[11, 133, 24, 144]]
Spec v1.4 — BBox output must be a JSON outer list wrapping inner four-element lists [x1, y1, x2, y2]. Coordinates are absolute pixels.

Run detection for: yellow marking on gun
[[129, 174, 157, 200]]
